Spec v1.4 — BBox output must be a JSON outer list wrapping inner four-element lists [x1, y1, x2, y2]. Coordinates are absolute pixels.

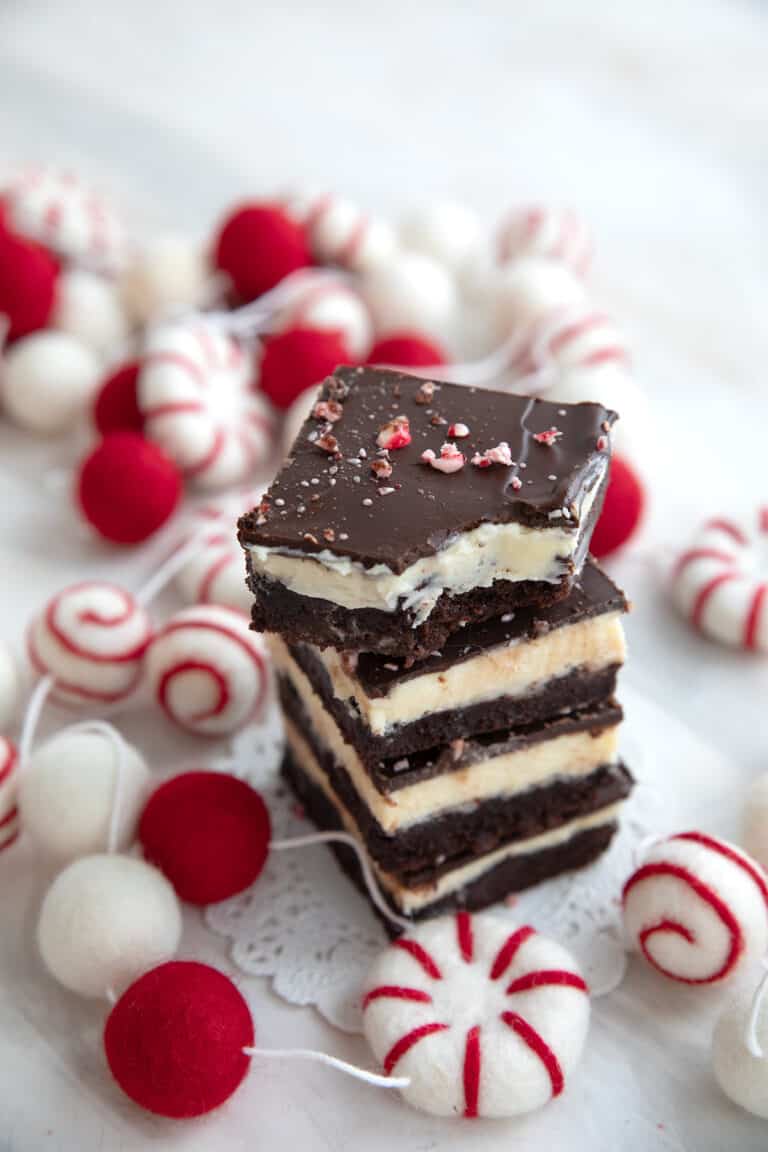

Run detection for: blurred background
[[0, 0, 767, 763]]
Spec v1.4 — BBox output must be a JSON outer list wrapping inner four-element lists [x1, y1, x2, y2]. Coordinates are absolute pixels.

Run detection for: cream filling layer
[[308, 613, 625, 736], [248, 480, 602, 624], [277, 646, 620, 834], [284, 719, 623, 914]]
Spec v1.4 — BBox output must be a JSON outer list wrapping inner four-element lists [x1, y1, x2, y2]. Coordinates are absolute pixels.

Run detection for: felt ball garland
[[0, 176, 673, 1129]]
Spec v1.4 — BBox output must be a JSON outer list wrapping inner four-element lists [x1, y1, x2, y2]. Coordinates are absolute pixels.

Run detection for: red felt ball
[[104, 960, 254, 1118], [366, 331, 448, 369], [0, 227, 58, 342], [93, 360, 144, 435], [259, 326, 352, 410], [139, 771, 272, 905], [213, 202, 311, 302], [77, 432, 183, 545], [590, 454, 646, 559]]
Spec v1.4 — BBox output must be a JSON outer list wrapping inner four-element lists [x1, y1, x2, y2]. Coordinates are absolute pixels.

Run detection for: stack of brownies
[[239, 365, 632, 923]]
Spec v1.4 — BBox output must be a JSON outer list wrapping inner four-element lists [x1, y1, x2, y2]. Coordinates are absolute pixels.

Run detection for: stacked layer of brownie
[[240, 366, 632, 922]]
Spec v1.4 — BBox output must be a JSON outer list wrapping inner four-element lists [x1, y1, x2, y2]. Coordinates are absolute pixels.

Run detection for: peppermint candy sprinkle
[[533, 427, 562, 446], [421, 442, 466, 474], [471, 442, 512, 468]]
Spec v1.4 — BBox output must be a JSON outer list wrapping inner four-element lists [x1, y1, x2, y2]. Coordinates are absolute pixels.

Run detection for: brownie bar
[[241, 366, 615, 657], [282, 746, 621, 926]]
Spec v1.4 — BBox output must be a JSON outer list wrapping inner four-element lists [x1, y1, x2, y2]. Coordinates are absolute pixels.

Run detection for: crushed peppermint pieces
[[471, 441, 512, 468], [315, 432, 339, 454], [378, 486, 396, 495], [323, 528, 335, 542], [430, 413, 447, 426], [448, 422, 470, 438], [533, 426, 563, 446], [414, 381, 435, 404], [370, 458, 393, 480], [362, 497, 373, 507], [421, 442, 465, 473], [376, 414, 411, 450], [303, 532, 318, 544], [450, 738, 465, 761], [392, 757, 410, 772], [312, 398, 343, 423], [509, 475, 522, 490], [597, 435, 608, 451]]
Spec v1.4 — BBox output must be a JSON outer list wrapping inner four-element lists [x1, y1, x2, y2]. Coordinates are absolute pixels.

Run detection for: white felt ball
[[52, 269, 129, 359], [545, 362, 651, 459], [363, 912, 590, 1118], [19, 727, 150, 861], [744, 774, 768, 874], [27, 582, 153, 707], [1, 331, 102, 435], [622, 831, 768, 985], [400, 202, 483, 276], [712, 988, 768, 1117], [120, 234, 215, 327], [493, 257, 589, 341], [0, 641, 21, 730], [145, 605, 269, 735], [37, 854, 182, 998], [282, 384, 321, 457], [363, 252, 458, 342]]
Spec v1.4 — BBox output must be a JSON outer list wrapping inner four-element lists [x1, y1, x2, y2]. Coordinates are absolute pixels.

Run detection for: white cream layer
[[277, 647, 620, 834], [249, 479, 602, 625], [284, 719, 623, 914], [307, 613, 625, 736]]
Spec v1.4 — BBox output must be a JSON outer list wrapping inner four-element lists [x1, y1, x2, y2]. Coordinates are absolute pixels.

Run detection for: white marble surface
[[1, 0, 768, 1147]]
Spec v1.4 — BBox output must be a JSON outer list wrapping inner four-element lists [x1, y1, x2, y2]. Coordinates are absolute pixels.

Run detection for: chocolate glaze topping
[[239, 366, 617, 574]]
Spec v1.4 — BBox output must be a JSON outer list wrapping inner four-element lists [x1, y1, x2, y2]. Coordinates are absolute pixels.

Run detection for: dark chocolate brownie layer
[[248, 567, 571, 659], [281, 747, 620, 927], [289, 639, 621, 763], [278, 670, 623, 790]]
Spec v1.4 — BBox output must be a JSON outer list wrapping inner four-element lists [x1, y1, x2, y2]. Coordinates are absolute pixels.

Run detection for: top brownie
[[240, 366, 616, 656]]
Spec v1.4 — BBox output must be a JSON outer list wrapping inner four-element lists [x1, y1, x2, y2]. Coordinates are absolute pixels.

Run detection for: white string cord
[[134, 528, 212, 607], [271, 831, 413, 933], [18, 674, 54, 766], [745, 960, 768, 1058], [205, 268, 349, 337], [242, 1047, 408, 1090]]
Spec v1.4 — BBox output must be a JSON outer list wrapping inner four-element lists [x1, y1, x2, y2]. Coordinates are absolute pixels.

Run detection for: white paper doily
[[206, 682, 668, 1033]]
